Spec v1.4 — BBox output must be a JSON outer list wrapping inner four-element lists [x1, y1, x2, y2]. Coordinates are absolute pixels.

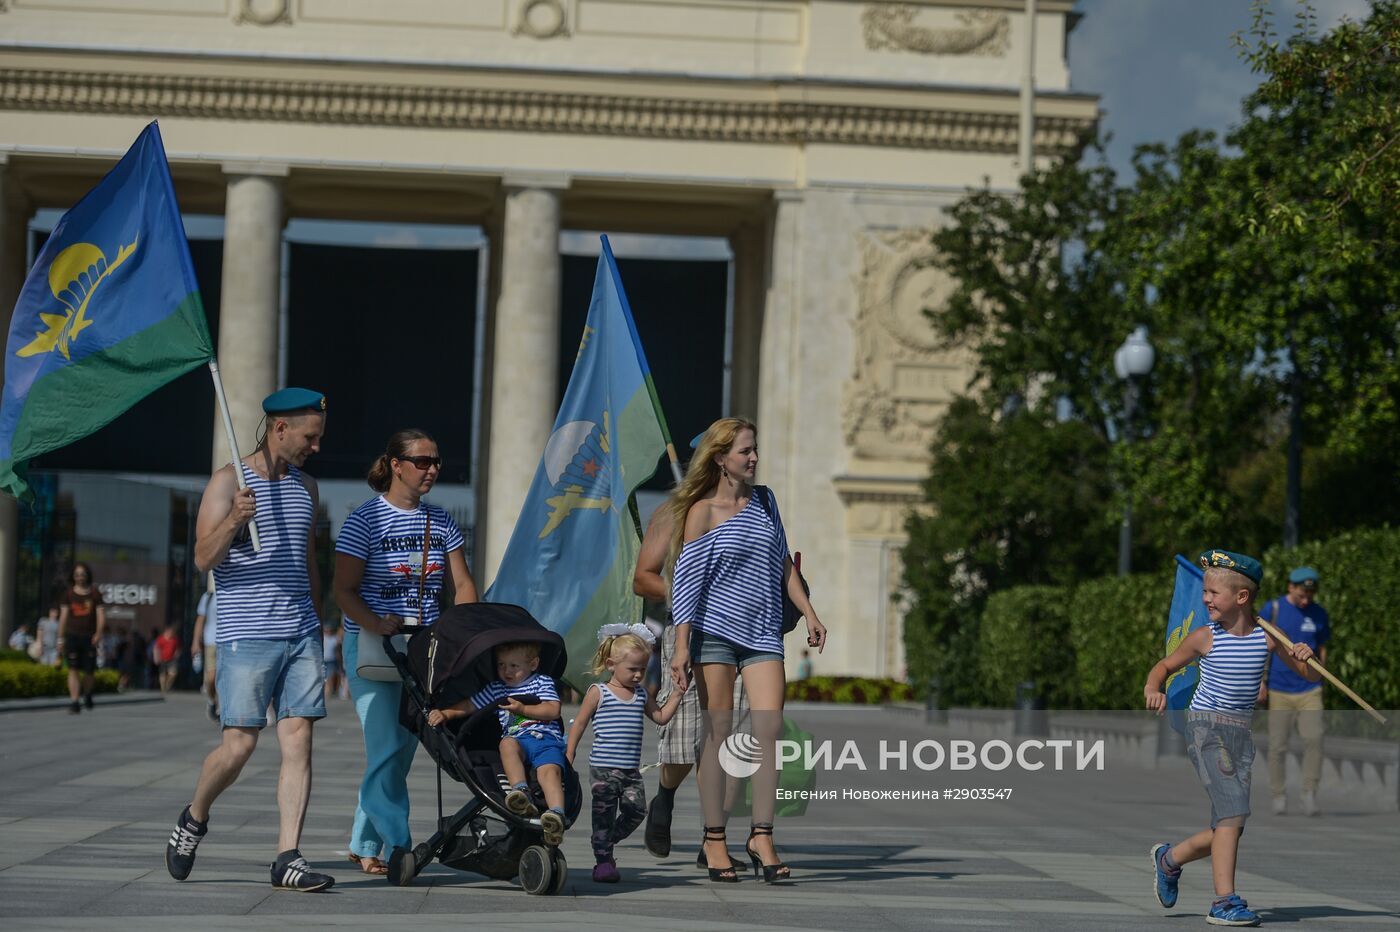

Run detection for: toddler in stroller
[[388, 602, 583, 894]]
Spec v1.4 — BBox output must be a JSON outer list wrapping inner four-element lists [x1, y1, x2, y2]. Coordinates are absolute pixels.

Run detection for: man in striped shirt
[[165, 388, 335, 893]]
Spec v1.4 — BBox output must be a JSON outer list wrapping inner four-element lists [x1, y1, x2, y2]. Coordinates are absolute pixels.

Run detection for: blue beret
[[689, 431, 707, 450], [1199, 549, 1262, 585], [262, 387, 326, 415], [1288, 566, 1320, 586]]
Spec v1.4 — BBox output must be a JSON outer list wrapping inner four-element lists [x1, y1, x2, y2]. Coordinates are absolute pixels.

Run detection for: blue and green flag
[[484, 236, 667, 687], [0, 122, 213, 501], [1163, 554, 1207, 731]]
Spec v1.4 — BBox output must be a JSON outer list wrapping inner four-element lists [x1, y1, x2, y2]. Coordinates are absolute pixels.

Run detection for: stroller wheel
[[388, 846, 415, 887], [548, 848, 568, 895], [519, 845, 554, 896]]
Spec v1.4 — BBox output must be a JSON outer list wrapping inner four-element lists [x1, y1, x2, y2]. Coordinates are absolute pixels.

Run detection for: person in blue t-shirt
[[1259, 566, 1330, 817]]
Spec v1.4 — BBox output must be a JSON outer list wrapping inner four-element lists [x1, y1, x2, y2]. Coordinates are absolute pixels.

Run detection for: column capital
[[220, 160, 291, 180], [501, 171, 571, 192]]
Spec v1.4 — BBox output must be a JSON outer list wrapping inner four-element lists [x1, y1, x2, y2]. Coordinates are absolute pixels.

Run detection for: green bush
[[0, 648, 33, 663], [1260, 526, 1400, 711], [978, 587, 1075, 707], [786, 676, 915, 704], [1068, 571, 1174, 709], [0, 661, 120, 699]]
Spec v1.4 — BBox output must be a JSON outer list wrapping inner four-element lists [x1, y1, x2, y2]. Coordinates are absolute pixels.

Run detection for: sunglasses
[[398, 455, 442, 470]]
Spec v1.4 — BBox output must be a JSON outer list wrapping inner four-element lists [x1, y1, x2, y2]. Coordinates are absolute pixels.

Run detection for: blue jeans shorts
[[217, 633, 326, 728], [508, 730, 567, 772], [690, 627, 783, 670], [1185, 712, 1255, 829]]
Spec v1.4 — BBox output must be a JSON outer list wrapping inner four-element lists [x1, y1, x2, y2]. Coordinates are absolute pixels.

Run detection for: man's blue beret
[[262, 387, 326, 415], [1288, 566, 1320, 586]]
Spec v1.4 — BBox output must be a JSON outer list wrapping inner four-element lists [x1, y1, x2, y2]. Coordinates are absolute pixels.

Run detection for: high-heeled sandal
[[702, 826, 739, 883], [745, 822, 790, 883]]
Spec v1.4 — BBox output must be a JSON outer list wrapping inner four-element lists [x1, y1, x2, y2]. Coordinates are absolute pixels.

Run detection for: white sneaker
[[1271, 796, 1287, 815], [1302, 790, 1319, 816]]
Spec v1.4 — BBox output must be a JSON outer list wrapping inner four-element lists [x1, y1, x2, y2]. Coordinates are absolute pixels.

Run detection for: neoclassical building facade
[[0, 0, 1096, 678]]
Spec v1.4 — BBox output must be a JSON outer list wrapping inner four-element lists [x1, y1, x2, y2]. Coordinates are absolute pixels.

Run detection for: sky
[[1070, 0, 1374, 179]]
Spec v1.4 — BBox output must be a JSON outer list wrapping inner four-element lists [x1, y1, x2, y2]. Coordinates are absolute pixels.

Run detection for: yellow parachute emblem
[[16, 236, 139, 360], [1163, 607, 1198, 693]]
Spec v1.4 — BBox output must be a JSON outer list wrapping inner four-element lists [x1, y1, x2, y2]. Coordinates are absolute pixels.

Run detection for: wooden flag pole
[[1256, 616, 1386, 725], [207, 360, 261, 552]]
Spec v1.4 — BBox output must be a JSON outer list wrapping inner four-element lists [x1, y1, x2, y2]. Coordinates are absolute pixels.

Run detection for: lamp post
[[1114, 326, 1155, 576]]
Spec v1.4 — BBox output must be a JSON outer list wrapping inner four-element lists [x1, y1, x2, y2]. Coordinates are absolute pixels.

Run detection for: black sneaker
[[83, 693, 94, 710], [68, 701, 81, 715], [166, 806, 207, 880], [271, 850, 335, 892]]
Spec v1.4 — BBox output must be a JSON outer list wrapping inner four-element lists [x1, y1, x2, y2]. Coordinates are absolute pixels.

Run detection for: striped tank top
[[671, 485, 789, 655], [1190, 621, 1270, 713], [213, 464, 320, 643], [588, 683, 647, 769]]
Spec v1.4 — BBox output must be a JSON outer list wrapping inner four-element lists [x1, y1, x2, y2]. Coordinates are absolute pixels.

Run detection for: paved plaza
[[1, 694, 1397, 931]]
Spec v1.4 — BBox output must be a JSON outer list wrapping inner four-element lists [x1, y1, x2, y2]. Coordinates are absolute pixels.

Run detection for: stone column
[[481, 176, 565, 586], [728, 219, 767, 419], [0, 157, 33, 639], [211, 167, 286, 470], [757, 190, 803, 501]]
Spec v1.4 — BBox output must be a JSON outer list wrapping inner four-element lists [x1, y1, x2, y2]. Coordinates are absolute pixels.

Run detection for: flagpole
[[599, 236, 684, 485], [1255, 616, 1386, 724], [207, 359, 261, 552]]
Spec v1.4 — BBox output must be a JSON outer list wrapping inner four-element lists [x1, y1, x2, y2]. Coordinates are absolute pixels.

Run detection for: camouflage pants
[[589, 766, 646, 858]]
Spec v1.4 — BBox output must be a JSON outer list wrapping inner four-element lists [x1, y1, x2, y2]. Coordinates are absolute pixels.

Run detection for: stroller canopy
[[399, 602, 568, 725]]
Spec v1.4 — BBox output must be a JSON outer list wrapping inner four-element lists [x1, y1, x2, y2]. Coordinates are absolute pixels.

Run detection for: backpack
[[754, 487, 810, 635]]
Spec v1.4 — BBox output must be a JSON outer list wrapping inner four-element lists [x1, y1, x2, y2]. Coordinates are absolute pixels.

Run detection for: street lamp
[[1114, 326, 1155, 575]]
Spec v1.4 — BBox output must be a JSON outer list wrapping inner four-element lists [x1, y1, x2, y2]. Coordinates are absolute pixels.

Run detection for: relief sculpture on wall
[[844, 229, 971, 463], [862, 5, 1009, 56]]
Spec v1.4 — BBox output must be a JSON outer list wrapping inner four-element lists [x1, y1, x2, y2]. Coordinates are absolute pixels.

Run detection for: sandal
[[702, 826, 739, 883], [746, 822, 791, 883], [349, 853, 388, 875]]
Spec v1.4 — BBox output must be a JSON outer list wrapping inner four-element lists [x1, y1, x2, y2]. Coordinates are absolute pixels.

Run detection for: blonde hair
[[665, 417, 758, 569], [1205, 566, 1258, 600], [496, 641, 541, 662], [590, 633, 652, 676]]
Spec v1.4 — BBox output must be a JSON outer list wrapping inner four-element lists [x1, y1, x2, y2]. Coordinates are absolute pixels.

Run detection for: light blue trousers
[[345, 631, 418, 858]]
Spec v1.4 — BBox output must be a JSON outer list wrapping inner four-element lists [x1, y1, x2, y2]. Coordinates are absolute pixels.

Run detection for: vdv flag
[[0, 122, 213, 501], [484, 236, 666, 686], [1164, 554, 1207, 732]]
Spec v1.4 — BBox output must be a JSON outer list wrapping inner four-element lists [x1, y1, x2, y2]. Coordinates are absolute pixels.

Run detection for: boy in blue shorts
[[427, 641, 568, 844], [1144, 549, 1319, 926]]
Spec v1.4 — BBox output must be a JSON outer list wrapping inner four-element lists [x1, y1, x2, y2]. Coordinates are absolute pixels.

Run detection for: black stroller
[[383, 602, 583, 894]]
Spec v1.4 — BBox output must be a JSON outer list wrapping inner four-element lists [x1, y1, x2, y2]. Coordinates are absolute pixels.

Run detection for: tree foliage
[[903, 2, 1400, 694]]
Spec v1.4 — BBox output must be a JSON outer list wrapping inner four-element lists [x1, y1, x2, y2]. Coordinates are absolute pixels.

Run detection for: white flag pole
[[207, 359, 261, 552]]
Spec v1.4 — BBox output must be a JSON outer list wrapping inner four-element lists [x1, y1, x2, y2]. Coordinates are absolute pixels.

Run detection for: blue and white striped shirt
[[213, 464, 320, 643], [588, 683, 647, 769], [671, 485, 789, 655], [1190, 622, 1271, 713], [335, 496, 464, 634], [471, 672, 563, 739]]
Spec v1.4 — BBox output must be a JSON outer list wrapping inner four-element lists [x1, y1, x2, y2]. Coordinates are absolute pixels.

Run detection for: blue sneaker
[[1150, 843, 1179, 908], [1207, 894, 1261, 926]]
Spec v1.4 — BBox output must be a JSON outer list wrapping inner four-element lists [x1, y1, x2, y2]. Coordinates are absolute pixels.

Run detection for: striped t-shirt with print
[[335, 496, 465, 634], [471, 672, 563, 739]]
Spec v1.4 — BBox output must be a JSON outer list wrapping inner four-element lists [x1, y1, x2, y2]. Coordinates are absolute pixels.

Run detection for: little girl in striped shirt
[[565, 623, 682, 883]]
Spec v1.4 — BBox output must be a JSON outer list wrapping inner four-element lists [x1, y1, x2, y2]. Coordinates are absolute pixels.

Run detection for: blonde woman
[[667, 417, 826, 884]]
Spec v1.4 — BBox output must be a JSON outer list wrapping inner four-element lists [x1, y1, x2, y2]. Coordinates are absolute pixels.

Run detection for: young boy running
[[1144, 549, 1319, 926]]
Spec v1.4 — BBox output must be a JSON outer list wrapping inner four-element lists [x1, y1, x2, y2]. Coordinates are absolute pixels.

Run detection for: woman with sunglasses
[[334, 429, 478, 876]]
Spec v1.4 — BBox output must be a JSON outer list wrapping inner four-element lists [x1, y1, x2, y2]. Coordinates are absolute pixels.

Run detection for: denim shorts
[[689, 627, 783, 670], [1185, 713, 1256, 829], [507, 730, 567, 771], [216, 633, 326, 728]]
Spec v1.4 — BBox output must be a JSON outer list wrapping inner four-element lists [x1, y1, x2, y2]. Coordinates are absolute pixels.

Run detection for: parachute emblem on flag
[[539, 411, 615, 538], [17, 237, 141, 360]]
